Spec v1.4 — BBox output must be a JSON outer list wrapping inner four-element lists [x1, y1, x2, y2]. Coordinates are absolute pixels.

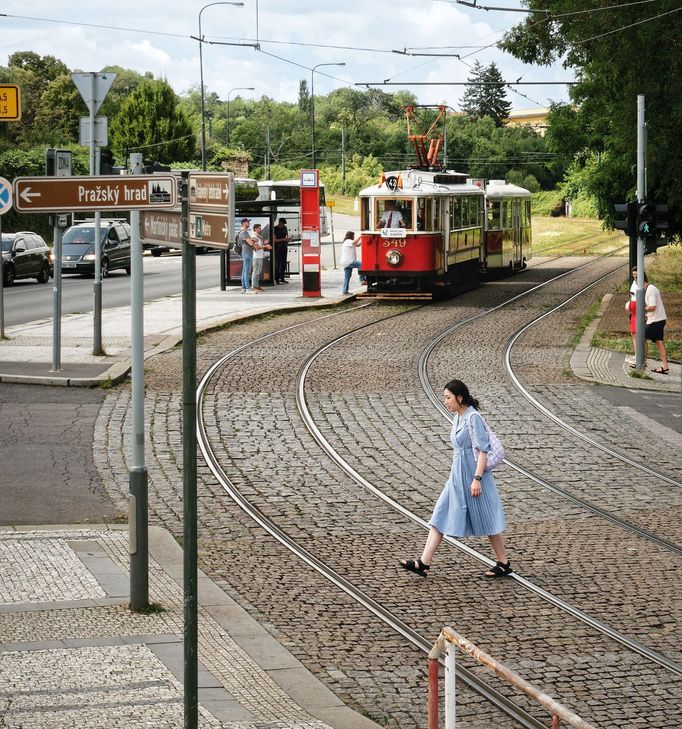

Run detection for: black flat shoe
[[485, 560, 513, 578], [399, 558, 430, 577]]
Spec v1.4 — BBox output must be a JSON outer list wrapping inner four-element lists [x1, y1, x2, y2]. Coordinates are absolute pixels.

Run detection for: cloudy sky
[[0, 1, 571, 110]]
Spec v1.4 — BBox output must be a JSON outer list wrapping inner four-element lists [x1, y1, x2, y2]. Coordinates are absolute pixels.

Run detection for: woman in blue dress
[[400, 379, 512, 578]]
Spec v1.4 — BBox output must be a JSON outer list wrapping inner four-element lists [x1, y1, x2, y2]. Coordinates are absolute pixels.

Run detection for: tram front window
[[376, 199, 412, 229]]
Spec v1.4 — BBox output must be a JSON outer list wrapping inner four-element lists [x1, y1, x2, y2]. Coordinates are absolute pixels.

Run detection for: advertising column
[[299, 169, 321, 297]]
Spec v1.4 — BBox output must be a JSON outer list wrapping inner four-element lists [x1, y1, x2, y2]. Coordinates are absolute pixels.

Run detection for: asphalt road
[[0, 250, 225, 328], [0, 383, 118, 526]]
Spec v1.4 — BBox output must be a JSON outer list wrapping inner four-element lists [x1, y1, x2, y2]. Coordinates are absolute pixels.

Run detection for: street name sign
[[189, 212, 232, 249], [13, 175, 177, 213], [188, 172, 232, 211], [141, 210, 182, 247], [0, 84, 21, 121]]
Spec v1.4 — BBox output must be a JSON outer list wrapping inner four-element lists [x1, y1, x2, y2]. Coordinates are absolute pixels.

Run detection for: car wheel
[[101, 259, 109, 279], [151, 249, 162, 257], [4, 264, 14, 286], [37, 262, 50, 283]]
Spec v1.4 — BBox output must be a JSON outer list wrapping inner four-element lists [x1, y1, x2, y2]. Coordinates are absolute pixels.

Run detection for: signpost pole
[[128, 153, 149, 610], [93, 135, 103, 355], [181, 171, 199, 728], [635, 95, 646, 372], [52, 224, 62, 371]]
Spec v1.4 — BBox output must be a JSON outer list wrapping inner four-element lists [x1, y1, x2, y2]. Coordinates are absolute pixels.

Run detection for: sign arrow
[[19, 187, 40, 204], [222, 222, 230, 239]]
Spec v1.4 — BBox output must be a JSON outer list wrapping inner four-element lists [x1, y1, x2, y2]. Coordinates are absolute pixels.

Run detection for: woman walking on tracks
[[400, 379, 512, 579]]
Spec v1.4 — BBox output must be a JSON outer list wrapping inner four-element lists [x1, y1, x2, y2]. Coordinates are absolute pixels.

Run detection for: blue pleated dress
[[429, 407, 506, 538]]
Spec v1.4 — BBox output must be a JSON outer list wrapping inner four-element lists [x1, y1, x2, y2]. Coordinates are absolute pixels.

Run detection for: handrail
[[428, 627, 596, 729]]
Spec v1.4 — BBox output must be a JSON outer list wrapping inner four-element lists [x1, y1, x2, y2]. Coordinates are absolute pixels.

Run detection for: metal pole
[[341, 124, 346, 196], [635, 95, 646, 371], [311, 69, 316, 168], [427, 657, 439, 729], [91, 74, 104, 356], [265, 126, 270, 179], [181, 171, 198, 729], [128, 153, 148, 611], [444, 644, 456, 729], [199, 12, 207, 172], [51, 222, 62, 371], [329, 207, 337, 269]]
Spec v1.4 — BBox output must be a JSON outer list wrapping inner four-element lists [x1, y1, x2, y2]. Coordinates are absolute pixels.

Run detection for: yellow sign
[[327, 200, 336, 208], [0, 85, 21, 121]]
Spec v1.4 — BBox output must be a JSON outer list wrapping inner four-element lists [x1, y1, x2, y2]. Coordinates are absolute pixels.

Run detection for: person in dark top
[[273, 217, 290, 283]]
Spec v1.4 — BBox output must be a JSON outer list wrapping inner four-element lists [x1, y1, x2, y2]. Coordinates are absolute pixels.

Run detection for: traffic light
[[637, 203, 656, 238], [614, 201, 637, 236], [645, 204, 669, 254]]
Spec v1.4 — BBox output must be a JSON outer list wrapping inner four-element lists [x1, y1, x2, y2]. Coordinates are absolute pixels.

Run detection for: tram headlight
[[386, 249, 402, 267]]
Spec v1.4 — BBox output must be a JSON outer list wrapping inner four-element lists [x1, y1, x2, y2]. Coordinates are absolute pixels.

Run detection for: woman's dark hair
[[444, 379, 480, 410], [344, 230, 355, 240]]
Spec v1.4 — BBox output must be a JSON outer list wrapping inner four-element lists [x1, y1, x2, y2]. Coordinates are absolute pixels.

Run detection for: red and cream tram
[[358, 170, 486, 298], [483, 179, 532, 274]]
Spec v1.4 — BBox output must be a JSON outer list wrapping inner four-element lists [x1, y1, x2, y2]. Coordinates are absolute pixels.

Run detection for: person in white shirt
[[340, 231, 365, 294], [250, 224, 271, 293], [377, 200, 405, 229], [630, 267, 669, 373]]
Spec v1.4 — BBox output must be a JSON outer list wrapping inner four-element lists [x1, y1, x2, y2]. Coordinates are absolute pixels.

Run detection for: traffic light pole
[[634, 95, 646, 371]]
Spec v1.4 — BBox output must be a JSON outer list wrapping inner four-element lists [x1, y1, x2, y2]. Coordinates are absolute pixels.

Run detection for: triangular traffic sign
[[71, 72, 117, 114]]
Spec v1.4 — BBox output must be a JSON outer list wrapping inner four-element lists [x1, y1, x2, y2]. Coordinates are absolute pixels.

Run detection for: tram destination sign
[[13, 175, 177, 213]]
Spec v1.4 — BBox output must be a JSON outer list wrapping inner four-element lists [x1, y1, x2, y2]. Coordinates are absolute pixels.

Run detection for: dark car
[[60, 219, 131, 277], [1, 231, 51, 285]]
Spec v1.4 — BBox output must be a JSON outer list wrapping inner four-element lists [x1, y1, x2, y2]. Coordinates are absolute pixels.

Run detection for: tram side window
[[525, 199, 531, 226], [449, 197, 461, 231], [487, 201, 502, 230], [428, 198, 441, 230], [361, 198, 370, 231]]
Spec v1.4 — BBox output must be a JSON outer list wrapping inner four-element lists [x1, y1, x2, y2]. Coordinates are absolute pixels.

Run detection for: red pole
[[428, 658, 439, 729]]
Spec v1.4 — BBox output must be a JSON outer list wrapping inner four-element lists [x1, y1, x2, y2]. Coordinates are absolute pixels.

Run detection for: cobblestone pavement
[[0, 527, 352, 729], [94, 255, 681, 728]]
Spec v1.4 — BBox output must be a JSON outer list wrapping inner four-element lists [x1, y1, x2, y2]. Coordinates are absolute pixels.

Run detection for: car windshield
[[1, 235, 15, 253], [62, 228, 97, 245]]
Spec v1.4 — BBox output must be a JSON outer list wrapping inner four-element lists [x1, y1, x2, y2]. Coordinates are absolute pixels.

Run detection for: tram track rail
[[191, 253, 680, 727]]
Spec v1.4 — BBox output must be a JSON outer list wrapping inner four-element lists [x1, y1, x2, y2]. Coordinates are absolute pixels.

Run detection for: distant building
[[504, 108, 549, 136]]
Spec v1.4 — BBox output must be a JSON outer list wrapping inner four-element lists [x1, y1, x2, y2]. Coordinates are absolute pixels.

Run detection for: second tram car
[[358, 170, 486, 297], [483, 179, 532, 274]]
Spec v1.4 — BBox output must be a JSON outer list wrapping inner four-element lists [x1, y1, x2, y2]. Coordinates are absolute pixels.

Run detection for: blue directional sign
[[0, 176, 12, 216]]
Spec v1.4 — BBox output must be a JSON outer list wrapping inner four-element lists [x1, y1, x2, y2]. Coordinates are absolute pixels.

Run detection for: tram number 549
[[383, 239, 406, 248]]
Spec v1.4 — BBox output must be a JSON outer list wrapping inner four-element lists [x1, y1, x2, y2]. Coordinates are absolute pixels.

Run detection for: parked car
[[59, 219, 131, 277], [1, 231, 51, 285]]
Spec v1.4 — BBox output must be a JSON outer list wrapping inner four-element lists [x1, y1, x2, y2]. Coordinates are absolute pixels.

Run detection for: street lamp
[[226, 86, 255, 146], [311, 62, 345, 168], [198, 1, 243, 171]]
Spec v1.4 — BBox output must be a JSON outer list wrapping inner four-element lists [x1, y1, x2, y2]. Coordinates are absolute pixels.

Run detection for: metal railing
[[428, 627, 596, 729]]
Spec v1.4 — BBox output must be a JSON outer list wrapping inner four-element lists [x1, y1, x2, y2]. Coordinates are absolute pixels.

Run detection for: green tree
[[109, 78, 195, 164], [500, 0, 682, 232], [298, 80, 310, 115], [461, 61, 511, 126]]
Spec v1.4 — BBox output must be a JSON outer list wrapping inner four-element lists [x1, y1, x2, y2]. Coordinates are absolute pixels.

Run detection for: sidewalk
[[0, 525, 379, 729], [570, 293, 680, 393]]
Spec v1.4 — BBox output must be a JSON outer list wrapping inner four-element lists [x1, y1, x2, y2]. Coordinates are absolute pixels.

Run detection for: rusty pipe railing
[[428, 627, 596, 729]]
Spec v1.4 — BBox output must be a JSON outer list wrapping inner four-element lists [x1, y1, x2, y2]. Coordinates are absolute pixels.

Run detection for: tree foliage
[[461, 61, 511, 126], [109, 78, 195, 164], [500, 0, 682, 232]]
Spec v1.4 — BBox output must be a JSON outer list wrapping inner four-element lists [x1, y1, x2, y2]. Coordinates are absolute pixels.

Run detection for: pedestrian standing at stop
[[340, 231, 365, 295], [633, 269, 669, 374], [238, 218, 256, 294], [250, 223, 271, 294], [400, 379, 512, 579], [273, 217, 289, 284]]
